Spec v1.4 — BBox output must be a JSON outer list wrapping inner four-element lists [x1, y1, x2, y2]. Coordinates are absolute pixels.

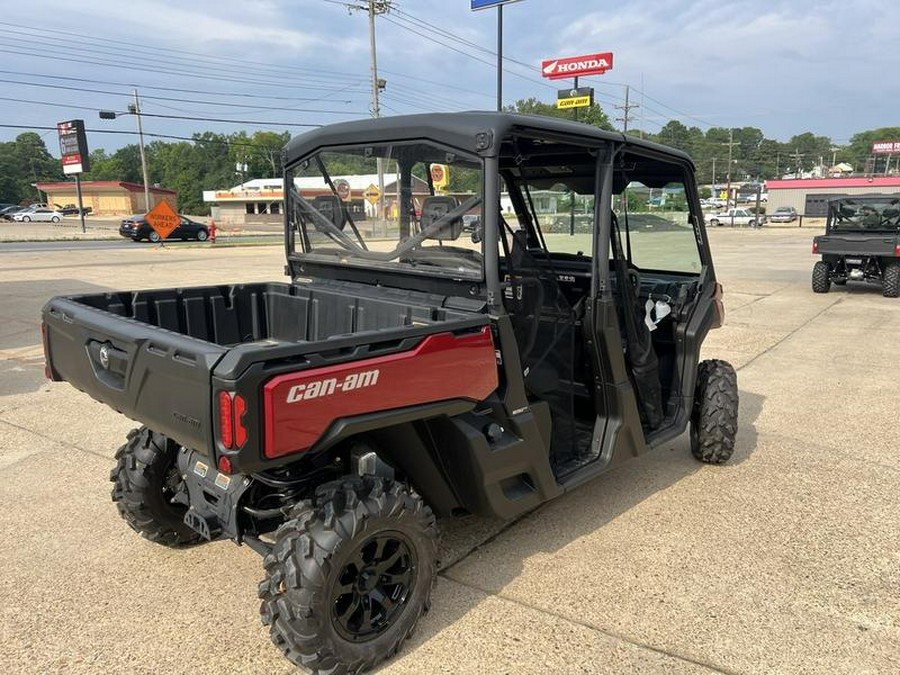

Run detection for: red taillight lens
[[218, 391, 234, 449], [234, 394, 247, 448], [217, 455, 233, 475], [812, 241, 818, 254], [895, 244, 900, 257]]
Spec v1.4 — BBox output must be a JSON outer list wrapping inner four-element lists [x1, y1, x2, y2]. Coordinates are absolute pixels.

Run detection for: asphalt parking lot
[[1, 227, 898, 674]]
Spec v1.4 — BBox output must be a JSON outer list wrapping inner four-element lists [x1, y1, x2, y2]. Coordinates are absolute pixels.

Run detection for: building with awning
[[36, 181, 176, 216], [202, 175, 431, 226]]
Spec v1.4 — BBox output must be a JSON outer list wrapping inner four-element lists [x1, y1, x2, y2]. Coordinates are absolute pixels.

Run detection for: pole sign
[[557, 87, 594, 110], [871, 141, 900, 154], [470, 0, 523, 10], [57, 119, 90, 175], [541, 52, 614, 79]]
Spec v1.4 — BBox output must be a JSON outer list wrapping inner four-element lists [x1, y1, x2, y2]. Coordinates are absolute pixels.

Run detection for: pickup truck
[[41, 112, 738, 674], [812, 195, 900, 296], [706, 207, 764, 227]]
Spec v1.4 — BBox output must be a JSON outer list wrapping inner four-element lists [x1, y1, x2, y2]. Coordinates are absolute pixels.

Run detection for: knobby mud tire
[[811, 261, 831, 293], [883, 262, 900, 298], [110, 426, 201, 547], [259, 476, 438, 675], [691, 359, 739, 464]]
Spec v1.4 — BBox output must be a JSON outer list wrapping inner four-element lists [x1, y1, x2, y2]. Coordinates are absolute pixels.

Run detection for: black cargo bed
[[42, 281, 487, 454]]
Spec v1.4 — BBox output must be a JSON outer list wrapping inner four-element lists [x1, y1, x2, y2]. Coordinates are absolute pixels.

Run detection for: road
[[0, 236, 281, 253], [2, 228, 898, 675]]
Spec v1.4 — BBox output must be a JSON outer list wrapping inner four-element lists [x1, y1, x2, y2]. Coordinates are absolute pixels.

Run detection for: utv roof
[[284, 111, 693, 168]]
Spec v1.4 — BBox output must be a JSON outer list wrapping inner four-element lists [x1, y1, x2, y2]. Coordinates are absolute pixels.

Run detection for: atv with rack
[[812, 195, 900, 297], [42, 112, 739, 674]]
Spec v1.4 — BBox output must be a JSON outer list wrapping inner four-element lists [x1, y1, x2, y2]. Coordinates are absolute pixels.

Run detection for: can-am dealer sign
[[541, 52, 613, 79]]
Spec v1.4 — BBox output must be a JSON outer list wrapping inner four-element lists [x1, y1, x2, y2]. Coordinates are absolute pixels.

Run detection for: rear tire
[[709, 218, 720, 227], [812, 261, 831, 293], [196, 229, 208, 241], [690, 360, 739, 464], [149, 231, 161, 243], [51, 215, 60, 223], [110, 427, 201, 547], [884, 262, 900, 298], [22, 216, 31, 222], [259, 476, 437, 674]]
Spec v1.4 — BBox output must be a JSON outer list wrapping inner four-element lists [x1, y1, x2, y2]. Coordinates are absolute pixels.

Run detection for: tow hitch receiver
[[177, 448, 251, 542]]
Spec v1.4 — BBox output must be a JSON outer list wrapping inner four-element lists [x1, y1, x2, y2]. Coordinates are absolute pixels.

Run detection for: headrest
[[420, 196, 462, 240], [311, 195, 345, 230]]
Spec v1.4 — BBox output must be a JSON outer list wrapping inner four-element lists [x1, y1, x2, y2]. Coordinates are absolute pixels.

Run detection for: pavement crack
[[736, 296, 843, 372], [439, 575, 735, 674], [0, 418, 112, 463]]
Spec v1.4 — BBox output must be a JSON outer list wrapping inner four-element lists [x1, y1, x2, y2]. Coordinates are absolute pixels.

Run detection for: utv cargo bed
[[42, 281, 488, 454]]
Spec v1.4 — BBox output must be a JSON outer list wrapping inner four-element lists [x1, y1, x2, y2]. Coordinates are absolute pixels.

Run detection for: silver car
[[12, 207, 63, 223]]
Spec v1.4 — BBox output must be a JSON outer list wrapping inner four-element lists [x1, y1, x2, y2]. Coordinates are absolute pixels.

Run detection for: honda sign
[[541, 52, 614, 80]]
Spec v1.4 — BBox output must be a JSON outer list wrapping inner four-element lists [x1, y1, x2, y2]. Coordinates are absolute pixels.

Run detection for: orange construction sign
[[145, 201, 180, 241]]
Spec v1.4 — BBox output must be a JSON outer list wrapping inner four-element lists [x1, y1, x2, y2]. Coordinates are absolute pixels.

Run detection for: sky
[[1, 0, 898, 156]]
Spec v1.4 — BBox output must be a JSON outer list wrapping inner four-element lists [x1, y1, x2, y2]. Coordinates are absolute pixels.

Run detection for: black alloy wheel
[[332, 532, 417, 643]]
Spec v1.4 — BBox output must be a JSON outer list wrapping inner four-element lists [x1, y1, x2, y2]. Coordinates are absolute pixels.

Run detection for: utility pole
[[722, 129, 739, 209], [130, 90, 151, 213], [791, 148, 804, 178], [615, 85, 639, 133], [712, 158, 717, 195], [344, 1, 391, 222]]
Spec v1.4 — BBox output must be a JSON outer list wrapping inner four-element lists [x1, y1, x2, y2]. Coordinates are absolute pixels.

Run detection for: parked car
[[768, 206, 798, 223], [119, 214, 209, 242], [0, 205, 25, 221], [12, 207, 63, 223], [58, 204, 93, 216], [707, 208, 765, 227]]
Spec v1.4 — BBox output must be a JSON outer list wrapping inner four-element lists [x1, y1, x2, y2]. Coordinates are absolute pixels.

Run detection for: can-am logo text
[[286, 369, 380, 403], [541, 52, 614, 80]]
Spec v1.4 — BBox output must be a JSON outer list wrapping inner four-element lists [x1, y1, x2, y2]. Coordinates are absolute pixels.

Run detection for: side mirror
[[471, 225, 483, 244]]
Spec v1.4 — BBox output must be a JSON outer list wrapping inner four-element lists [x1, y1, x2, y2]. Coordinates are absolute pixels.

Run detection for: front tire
[[884, 262, 900, 298], [196, 229, 208, 241], [690, 359, 739, 464], [812, 261, 831, 293], [51, 215, 60, 223], [110, 427, 201, 547], [259, 476, 437, 674], [22, 216, 31, 222], [709, 218, 720, 227]]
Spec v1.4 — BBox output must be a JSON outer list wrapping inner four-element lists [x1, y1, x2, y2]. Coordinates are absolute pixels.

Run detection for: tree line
[[1, 103, 897, 214]]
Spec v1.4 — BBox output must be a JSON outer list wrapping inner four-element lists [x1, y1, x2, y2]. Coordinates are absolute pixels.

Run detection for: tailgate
[[816, 234, 899, 256], [43, 297, 227, 453]]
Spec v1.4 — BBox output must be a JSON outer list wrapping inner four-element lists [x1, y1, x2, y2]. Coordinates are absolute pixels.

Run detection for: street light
[[99, 89, 151, 213]]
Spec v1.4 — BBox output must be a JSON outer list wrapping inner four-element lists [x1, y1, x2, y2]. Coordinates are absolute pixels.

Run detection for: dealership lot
[[1, 228, 898, 674]]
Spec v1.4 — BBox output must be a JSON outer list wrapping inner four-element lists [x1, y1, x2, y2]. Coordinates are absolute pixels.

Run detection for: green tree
[[505, 97, 615, 131], [0, 133, 63, 204]]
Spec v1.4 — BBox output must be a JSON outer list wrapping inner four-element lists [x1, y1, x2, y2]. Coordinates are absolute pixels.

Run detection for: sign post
[[471, 1, 524, 111], [57, 120, 90, 233]]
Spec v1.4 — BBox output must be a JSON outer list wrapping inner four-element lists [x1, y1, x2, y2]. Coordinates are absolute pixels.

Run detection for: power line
[[0, 123, 268, 146]]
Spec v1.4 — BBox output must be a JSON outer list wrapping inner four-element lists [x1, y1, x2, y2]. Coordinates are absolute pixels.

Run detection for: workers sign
[[364, 184, 381, 205], [542, 52, 614, 79], [144, 200, 180, 241], [557, 87, 594, 110]]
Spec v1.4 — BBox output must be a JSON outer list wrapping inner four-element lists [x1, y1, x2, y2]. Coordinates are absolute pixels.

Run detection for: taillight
[[895, 244, 900, 257], [812, 241, 818, 254], [218, 455, 233, 475], [218, 391, 247, 451], [234, 394, 247, 447], [218, 391, 233, 449]]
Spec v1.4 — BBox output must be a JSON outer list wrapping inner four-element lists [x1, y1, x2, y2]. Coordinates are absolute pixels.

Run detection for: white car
[[707, 208, 764, 227], [12, 207, 63, 223]]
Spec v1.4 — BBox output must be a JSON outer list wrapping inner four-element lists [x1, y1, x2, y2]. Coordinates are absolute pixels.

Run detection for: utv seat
[[419, 196, 462, 240]]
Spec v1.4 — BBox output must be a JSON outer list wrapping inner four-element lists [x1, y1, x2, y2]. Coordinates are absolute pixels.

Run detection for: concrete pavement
[[1, 227, 898, 674]]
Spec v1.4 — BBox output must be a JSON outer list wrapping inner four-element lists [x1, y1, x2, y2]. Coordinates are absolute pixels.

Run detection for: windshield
[[286, 141, 484, 280], [829, 199, 900, 232]]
